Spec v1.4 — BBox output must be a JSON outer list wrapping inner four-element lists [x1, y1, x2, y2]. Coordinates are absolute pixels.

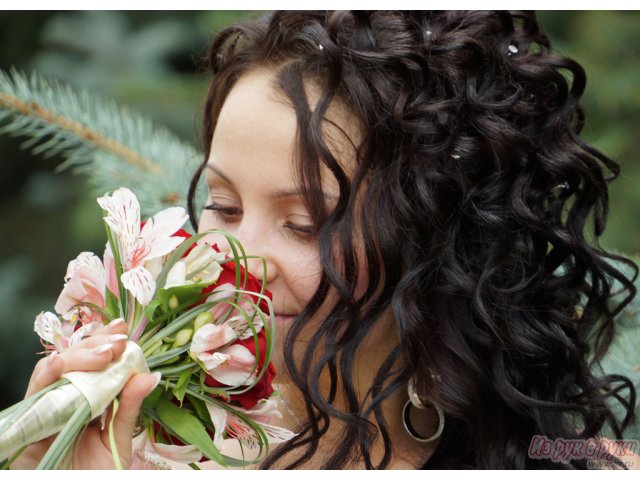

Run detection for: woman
[[15, 11, 638, 469]]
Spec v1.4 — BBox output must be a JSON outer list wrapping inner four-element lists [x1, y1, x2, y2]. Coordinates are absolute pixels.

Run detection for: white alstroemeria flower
[[34, 311, 99, 353], [164, 243, 225, 289], [135, 439, 203, 469], [206, 398, 297, 451], [54, 252, 107, 325], [97, 187, 188, 305]]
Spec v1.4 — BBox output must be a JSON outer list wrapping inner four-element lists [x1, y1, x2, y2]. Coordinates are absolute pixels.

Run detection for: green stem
[[108, 398, 123, 470], [1, 446, 26, 469], [155, 362, 197, 377]]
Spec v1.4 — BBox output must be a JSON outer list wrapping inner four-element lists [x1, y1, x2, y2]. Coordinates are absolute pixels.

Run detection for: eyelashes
[[203, 202, 241, 218], [203, 201, 316, 244]]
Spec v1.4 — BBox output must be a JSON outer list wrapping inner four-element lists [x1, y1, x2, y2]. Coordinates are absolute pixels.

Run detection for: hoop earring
[[402, 376, 445, 443]]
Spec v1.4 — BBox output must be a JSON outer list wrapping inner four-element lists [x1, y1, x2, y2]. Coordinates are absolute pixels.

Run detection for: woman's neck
[[272, 308, 440, 469]]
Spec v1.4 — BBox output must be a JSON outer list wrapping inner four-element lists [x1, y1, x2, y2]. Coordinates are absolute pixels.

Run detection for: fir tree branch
[[0, 91, 161, 173], [0, 68, 206, 219]]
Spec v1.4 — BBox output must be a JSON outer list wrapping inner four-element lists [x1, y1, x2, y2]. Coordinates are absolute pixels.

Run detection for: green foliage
[[0, 68, 205, 218]]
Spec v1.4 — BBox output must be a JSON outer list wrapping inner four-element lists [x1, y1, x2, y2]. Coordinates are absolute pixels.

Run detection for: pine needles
[[0, 68, 206, 219]]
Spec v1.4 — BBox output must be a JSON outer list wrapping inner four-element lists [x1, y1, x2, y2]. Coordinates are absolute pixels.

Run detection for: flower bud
[[168, 295, 180, 310], [194, 311, 214, 331], [173, 328, 194, 348]]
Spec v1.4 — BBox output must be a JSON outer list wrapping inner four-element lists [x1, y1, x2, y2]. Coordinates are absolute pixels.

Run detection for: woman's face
[[197, 68, 362, 371]]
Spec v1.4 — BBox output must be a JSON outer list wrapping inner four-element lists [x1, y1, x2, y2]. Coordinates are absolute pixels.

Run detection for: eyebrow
[[205, 164, 339, 201]]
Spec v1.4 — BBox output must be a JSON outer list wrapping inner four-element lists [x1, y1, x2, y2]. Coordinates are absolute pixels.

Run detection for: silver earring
[[402, 376, 445, 443]]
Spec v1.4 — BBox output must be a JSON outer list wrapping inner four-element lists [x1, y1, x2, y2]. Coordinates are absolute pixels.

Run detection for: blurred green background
[[0, 11, 638, 409]]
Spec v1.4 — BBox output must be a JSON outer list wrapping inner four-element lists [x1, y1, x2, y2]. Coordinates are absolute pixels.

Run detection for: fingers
[[25, 352, 64, 398], [102, 372, 162, 467], [26, 319, 130, 398]]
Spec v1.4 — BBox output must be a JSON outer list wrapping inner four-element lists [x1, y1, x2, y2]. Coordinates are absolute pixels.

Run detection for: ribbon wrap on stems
[[0, 341, 149, 462], [63, 341, 150, 419]]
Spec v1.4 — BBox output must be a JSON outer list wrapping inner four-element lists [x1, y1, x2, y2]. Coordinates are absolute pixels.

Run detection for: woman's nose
[[235, 220, 278, 286]]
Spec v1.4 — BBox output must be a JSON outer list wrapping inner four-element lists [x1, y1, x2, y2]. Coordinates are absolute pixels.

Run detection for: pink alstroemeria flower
[[205, 283, 265, 338], [54, 251, 107, 325], [198, 344, 257, 387], [97, 187, 188, 306], [206, 398, 296, 451], [190, 316, 266, 388]]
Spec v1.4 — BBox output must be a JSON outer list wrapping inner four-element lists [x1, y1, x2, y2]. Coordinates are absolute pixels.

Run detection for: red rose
[[202, 258, 272, 314], [171, 228, 198, 257]]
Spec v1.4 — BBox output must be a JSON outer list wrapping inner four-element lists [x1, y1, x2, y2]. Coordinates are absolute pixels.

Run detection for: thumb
[[104, 372, 161, 467]]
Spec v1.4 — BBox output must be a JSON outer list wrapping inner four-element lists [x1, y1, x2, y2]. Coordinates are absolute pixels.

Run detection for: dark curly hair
[[187, 11, 638, 469]]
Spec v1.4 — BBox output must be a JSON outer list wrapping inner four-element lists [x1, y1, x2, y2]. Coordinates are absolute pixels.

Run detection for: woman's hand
[[10, 320, 159, 469]]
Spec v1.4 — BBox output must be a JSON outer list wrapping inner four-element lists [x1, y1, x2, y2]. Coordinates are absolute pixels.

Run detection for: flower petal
[[164, 261, 187, 289], [121, 266, 156, 306], [198, 351, 230, 372], [236, 398, 282, 424], [226, 310, 263, 340], [103, 243, 120, 298], [258, 423, 297, 444], [205, 401, 228, 451], [150, 442, 203, 463], [210, 344, 256, 386], [34, 311, 65, 352], [190, 323, 237, 354], [68, 321, 100, 348], [139, 207, 188, 261], [97, 188, 141, 266]]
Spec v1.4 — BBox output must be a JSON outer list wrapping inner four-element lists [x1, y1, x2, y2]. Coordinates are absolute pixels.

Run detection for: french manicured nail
[[46, 351, 59, 366], [106, 334, 128, 343], [150, 372, 162, 391], [92, 343, 113, 355], [107, 318, 125, 330]]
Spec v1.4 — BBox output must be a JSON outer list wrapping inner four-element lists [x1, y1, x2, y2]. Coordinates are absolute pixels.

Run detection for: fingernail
[[150, 372, 162, 391], [92, 343, 113, 355], [46, 351, 59, 366], [107, 318, 125, 330], [106, 334, 128, 343]]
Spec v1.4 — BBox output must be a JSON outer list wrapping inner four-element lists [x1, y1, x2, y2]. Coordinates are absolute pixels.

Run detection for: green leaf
[[104, 220, 128, 320], [141, 386, 163, 410], [188, 396, 212, 425], [156, 394, 227, 467], [157, 282, 212, 313], [146, 345, 191, 369], [143, 299, 162, 324], [172, 367, 194, 406], [105, 288, 120, 320]]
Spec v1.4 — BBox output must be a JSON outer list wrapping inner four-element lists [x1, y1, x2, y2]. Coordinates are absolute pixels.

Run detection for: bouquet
[[0, 187, 295, 469]]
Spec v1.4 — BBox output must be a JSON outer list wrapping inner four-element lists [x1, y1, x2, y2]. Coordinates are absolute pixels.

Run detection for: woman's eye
[[283, 222, 316, 244], [203, 202, 241, 222]]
